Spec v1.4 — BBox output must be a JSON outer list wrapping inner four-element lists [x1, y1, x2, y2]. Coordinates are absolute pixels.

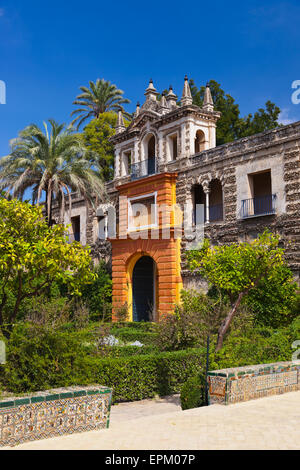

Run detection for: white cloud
[[278, 108, 295, 125]]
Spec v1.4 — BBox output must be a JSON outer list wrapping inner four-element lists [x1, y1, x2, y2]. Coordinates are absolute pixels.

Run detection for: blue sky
[[1, 0, 300, 157]]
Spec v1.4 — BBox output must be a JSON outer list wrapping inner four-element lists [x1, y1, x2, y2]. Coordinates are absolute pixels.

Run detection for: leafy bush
[[156, 290, 228, 351], [180, 373, 206, 410], [80, 262, 112, 321], [211, 316, 300, 370], [112, 327, 158, 345], [114, 302, 130, 322], [0, 323, 95, 393], [246, 264, 300, 328], [25, 296, 71, 328], [110, 345, 158, 357], [0, 322, 205, 402], [111, 322, 156, 332]]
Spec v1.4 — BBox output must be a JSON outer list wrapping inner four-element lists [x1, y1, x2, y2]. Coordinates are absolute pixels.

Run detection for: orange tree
[[187, 231, 286, 351], [0, 198, 95, 327]]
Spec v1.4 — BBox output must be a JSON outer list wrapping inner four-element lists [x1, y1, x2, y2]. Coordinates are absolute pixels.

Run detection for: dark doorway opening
[[71, 216, 80, 242], [192, 184, 206, 224], [147, 135, 156, 175], [132, 256, 155, 322]]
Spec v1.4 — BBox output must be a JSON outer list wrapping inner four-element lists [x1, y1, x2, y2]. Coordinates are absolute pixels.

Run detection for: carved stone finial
[[203, 84, 214, 112], [115, 109, 126, 133], [144, 79, 159, 101], [135, 101, 140, 117], [181, 75, 193, 106], [166, 85, 178, 109]]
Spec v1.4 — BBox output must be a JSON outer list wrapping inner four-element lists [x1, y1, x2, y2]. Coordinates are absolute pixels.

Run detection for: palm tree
[[71, 78, 131, 129], [0, 119, 106, 226]]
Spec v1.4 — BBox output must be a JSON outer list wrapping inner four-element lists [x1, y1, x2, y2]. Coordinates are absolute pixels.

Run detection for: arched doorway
[[132, 256, 155, 322]]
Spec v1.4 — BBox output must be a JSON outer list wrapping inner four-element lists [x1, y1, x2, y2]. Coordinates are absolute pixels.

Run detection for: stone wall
[[174, 122, 300, 282], [0, 385, 112, 447], [208, 362, 300, 405]]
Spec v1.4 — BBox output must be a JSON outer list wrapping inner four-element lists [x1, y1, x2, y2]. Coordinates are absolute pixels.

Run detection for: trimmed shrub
[[0, 323, 205, 402], [112, 328, 158, 345], [80, 262, 112, 321], [180, 373, 206, 410], [95, 348, 205, 402], [111, 345, 158, 357], [111, 322, 156, 332]]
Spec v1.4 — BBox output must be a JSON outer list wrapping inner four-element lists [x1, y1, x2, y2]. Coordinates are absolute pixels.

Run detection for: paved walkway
[[3, 391, 300, 450]]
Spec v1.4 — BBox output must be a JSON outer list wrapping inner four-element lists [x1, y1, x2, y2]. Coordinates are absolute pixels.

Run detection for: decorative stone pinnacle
[[135, 101, 140, 117], [145, 79, 159, 101], [181, 75, 193, 106], [203, 84, 214, 112], [166, 85, 178, 109], [160, 92, 167, 109], [115, 109, 126, 133]]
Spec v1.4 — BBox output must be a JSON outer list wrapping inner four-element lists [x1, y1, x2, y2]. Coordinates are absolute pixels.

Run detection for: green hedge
[[0, 323, 205, 402], [180, 373, 206, 410], [90, 348, 205, 402], [110, 345, 159, 357], [112, 328, 158, 345], [111, 322, 157, 332]]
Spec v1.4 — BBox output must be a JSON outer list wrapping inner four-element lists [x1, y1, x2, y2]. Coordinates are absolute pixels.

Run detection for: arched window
[[122, 150, 132, 176], [148, 135, 155, 159], [209, 179, 224, 222], [192, 184, 206, 225], [195, 130, 206, 153], [142, 134, 156, 175]]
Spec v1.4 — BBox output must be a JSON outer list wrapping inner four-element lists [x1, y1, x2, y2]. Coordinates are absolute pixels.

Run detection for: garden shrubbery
[[80, 262, 112, 321], [211, 316, 300, 370], [180, 373, 206, 410], [0, 322, 205, 402], [112, 327, 158, 345], [0, 212, 299, 410]]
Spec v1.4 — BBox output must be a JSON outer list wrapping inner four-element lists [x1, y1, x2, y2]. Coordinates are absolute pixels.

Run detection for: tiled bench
[[0, 385, 112, 447], [208, 362, 300, 405]]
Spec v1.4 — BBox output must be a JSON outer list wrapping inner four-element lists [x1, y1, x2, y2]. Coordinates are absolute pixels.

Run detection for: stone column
[[133, 139, 139, 164], [115, 149, 121, 178], [205, 189, 210, 224]]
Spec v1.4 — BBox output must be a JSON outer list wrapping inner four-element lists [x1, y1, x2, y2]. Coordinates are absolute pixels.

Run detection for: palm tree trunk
[[45, 189, 49, 222], [49, 192, 53, 226]]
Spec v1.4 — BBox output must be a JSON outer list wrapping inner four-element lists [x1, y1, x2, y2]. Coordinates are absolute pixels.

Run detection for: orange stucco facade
[[110, 172, 182, 321]]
